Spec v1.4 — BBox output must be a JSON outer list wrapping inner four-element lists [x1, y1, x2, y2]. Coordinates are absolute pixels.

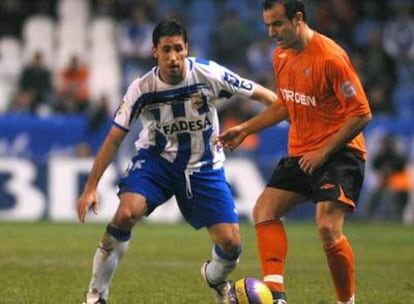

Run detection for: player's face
[[153, 35, 188, 85], [263, 3, 299, 50]]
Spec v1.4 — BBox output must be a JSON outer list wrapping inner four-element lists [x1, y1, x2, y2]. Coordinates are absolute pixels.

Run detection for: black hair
[[262, 0, 307, 21], [152, 19, 188, 46]]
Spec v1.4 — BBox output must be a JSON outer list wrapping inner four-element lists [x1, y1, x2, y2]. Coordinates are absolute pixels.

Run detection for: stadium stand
[[22, 15, 56, 68], [0, 36, 22, 111], [0, 0, 413, 222]]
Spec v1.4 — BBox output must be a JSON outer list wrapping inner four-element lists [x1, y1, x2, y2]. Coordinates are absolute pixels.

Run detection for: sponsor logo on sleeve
[[340, 80, 356, 98], [223, 71, 253, 91]]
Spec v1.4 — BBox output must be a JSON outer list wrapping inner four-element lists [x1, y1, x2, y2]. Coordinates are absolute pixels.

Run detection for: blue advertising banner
[[0, 114, 413, 222], [0, 114, 110, 161]]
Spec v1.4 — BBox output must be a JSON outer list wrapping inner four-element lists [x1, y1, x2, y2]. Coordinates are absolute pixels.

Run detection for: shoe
[[82, 290, 106, 304], [272, 291, 287, 304], [201, 261, 231, 304]]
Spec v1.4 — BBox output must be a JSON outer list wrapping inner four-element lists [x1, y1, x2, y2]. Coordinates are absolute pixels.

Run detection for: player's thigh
[[118, 152, 174, 220], [253, 187, 307, 223], [175, 168, 239, 229], [207, 223, 241, 251], [311, 148, 365, 211], [111, 192, 147, 230], [255, 156, 310, 222]]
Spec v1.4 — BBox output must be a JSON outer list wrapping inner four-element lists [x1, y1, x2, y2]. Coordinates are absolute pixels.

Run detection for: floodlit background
[[1, 1, 414, 303], [0, 0, 414, 223]]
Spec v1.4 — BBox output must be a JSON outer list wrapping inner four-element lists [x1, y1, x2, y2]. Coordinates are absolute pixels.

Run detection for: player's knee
[[211, 224, 241, 255], [253, 199, 281, 224], [113, 207, 142, 230], [116, 194, 147, 227], [317, 222, 342, 247], [213, 229, 242, 258]]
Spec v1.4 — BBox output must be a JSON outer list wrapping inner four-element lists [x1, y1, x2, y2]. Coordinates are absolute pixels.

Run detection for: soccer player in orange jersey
[[215, 1, 372, 303]]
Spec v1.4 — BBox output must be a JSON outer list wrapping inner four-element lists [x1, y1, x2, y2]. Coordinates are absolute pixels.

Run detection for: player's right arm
[[215, 101, 289, 150], [76, 125, 127, 223]]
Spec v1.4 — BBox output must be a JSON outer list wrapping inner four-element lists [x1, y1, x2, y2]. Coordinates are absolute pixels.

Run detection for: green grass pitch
[[0, 221, 413, 303]]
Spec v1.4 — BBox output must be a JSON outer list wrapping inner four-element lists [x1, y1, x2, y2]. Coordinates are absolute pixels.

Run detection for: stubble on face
[[153, 36, 188, 85]]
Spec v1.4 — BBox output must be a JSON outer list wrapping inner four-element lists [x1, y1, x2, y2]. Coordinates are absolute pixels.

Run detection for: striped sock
[[256, 220, 287, 293], [324, 236, 355, 302]]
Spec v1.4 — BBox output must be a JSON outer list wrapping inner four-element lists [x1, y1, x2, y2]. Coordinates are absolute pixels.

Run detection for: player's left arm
[[299, 114, 372, 174], [299, 57, 372, 174]]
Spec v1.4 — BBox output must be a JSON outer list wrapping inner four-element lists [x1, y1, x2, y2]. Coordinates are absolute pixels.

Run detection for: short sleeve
[[196, 58, 256, 99], [325, 56, 371, 116], [113, 78, 142, 131]]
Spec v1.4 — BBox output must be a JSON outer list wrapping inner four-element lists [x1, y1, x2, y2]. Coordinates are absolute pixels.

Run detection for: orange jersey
[[273, 32, 371, 159]]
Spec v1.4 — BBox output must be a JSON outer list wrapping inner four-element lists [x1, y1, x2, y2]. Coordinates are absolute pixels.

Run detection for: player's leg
[[84, 152, 173, 303], [253, 156, 309, 303], [201, 223, 241, 304], [176, 167, 241, 303], [312, 148, 364, 304], [316, 201, 355, 304], [84, 192, 147, 303], [204, 223, 242, 282], [254, 187, 305, 303]]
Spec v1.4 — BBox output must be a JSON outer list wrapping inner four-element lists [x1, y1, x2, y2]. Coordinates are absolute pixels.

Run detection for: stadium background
[[0, 0, 414, 223]]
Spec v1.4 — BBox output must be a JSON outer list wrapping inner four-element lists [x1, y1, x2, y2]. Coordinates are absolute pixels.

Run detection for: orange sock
[[324, 236, 355, 302], [255, 220, 287, 292]]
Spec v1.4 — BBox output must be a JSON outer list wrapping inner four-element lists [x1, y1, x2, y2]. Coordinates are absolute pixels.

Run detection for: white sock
[[206, 245, 240, 284], [88, 228, 130, 300], [337, 294, 355, 304]]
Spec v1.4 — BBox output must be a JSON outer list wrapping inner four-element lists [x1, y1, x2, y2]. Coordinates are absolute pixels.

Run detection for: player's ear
[[294, 11, 303, 24], [152, 46, 158, 59]]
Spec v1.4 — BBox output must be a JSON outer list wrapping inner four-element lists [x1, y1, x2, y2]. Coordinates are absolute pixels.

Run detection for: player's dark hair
[[152, 19, 188, 46], [262, 0, 307, 21]]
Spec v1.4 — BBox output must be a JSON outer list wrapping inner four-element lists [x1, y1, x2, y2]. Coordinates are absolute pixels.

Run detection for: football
[[228, 277, 273, 304]]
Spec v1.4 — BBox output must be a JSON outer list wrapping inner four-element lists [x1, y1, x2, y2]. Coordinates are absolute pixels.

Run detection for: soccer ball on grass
[[228, 277, 273, 304]]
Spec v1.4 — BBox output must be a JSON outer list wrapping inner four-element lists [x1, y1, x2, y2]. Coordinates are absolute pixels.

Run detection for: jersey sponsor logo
[[223, 71, 253, 91], [155, 115, 212, 136], [280, 88, 317, 107], [340, 80, 357, 98]]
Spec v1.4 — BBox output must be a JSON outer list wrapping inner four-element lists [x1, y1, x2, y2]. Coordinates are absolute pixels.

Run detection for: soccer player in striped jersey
[[76, 19, 277, 304], [215, 1, 372, 303]]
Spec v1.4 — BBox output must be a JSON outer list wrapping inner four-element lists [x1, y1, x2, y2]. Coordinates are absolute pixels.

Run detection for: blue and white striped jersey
[[113, 57, 255, 170]]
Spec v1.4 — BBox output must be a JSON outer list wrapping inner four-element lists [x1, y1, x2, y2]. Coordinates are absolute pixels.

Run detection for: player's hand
[[214, 125, 247, 151], [76, 188, 99, 223], [298, 149, 329, 175]]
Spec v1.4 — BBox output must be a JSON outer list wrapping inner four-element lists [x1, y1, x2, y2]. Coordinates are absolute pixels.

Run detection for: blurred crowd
[[0, 0, 413, 119], [0, 1, 413, 132], [0, 0, 413, 222]]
